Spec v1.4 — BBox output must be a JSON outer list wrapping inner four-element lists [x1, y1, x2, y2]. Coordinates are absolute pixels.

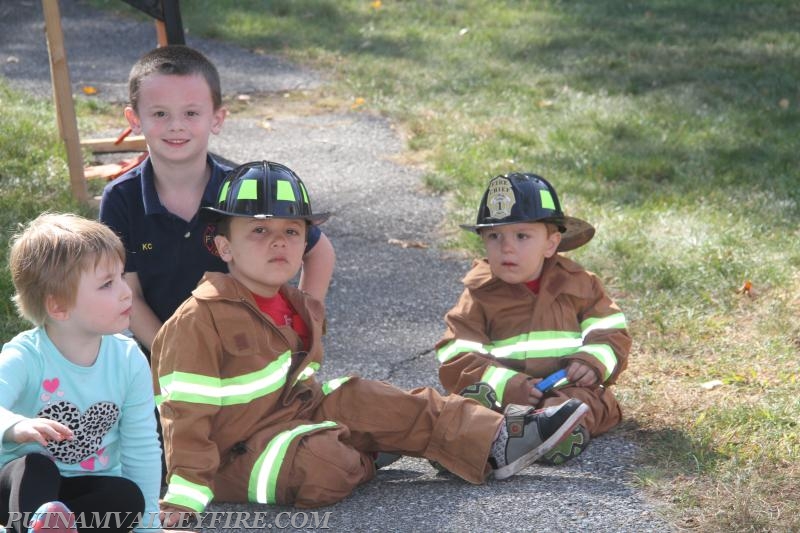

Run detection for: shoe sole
[[493, 402, 589, 480], [538, 425, 590, 466]]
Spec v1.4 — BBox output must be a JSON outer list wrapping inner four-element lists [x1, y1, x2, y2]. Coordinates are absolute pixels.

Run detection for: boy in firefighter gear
[[150, 161, 589, 521], [435, 173, 631, 465]]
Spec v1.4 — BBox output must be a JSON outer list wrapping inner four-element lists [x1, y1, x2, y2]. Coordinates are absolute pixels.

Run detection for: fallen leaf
[[236, 94, 251, 101], [7, 55, 19, 64], [779, 98, 790, 109], [82, 86, 98, 95], [371, 0, 382, 9], [700, 379, 724, 390], [736, 280, 756, 297], [459, 28, 469, 36], [388, 238, 429, 249], [351, 97, 366, 109]]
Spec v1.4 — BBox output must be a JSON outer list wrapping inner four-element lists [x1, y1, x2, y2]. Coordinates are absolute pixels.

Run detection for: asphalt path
[[1, 1, 673, 531]]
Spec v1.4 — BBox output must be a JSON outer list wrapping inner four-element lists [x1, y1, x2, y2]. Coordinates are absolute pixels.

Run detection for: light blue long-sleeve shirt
[[0, 328, 162, 531]]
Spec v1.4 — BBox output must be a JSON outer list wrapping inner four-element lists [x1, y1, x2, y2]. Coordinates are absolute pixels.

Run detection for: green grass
[[0, 81, 88, 337], [9, 0, 800, 529]]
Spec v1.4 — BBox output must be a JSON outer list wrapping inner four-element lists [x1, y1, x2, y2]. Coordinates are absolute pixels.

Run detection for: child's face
[[124, 73, 225, 167], [481, 222, 561, 284], [52, 256, 133, 335], [214, 217, 307, 297]]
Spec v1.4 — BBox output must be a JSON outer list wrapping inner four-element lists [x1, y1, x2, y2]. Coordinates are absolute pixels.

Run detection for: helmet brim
[[461, 215, 595, 252], [200, 206, 330, 225]]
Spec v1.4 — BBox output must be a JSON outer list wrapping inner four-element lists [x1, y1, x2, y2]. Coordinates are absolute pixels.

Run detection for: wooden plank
[[155, 19, 168, 47], [81, 136, 147, 153], [84, 152, 148, 181], [42, 0, 89, 204], [84, 163, 129, 180]]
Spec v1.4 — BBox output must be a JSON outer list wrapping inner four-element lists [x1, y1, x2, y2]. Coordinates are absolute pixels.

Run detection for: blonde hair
[[9, 213, 126, 326]]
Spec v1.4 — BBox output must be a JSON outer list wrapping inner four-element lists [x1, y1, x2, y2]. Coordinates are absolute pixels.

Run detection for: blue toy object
[[535, 369, 568, 392]]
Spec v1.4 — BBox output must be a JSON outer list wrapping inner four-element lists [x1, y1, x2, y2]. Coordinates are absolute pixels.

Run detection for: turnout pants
[[213, 377, 503, 508]]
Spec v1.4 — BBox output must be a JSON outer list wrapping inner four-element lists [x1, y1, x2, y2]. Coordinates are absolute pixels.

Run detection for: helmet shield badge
[[486, 177, 516, 219], [461, 173, 595, 252]]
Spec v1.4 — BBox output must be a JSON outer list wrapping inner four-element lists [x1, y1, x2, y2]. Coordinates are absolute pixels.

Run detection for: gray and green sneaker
[[492, 399, 589, 480], [538, 424, 590, 465]]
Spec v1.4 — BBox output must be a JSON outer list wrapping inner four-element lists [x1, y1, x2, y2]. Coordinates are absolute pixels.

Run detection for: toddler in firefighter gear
[[435, 173, 632, 466], [150, 161, 589, 522]]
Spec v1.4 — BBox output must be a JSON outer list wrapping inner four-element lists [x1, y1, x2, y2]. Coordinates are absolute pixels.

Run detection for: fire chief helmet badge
[[486, 177, 516, 219], [461, 172, 595, 252], [202, 160, 330, 225]]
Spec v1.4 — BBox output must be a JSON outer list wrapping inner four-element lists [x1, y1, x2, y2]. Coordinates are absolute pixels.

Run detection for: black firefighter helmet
[[202, 160, 329, 225], [461, 173, 594, 252]]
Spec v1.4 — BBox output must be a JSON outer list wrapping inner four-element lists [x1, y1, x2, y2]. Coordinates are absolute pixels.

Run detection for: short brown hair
[[544, 222, 561, 236], [128, 45, 222, 111], [9, 213, 126, 326]]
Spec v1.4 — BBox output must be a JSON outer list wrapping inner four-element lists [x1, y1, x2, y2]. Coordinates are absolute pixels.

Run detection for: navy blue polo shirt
[[99, 155, 321, 323]]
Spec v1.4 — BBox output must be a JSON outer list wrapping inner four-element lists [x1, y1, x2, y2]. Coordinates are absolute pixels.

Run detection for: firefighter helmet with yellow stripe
[[202, 160, 329, 225]]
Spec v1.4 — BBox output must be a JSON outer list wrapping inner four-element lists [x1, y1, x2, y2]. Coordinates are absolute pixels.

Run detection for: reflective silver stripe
[[162, 474, 214, 512], [294, 362, 319, 383], [581, 313, 627, 339], [322, 376, 351, 395], [250, 421, 338, 504], [490, 336, 583, 359], [159, 351, 291, 405], [436, 339, 488, 363], [581, 343, 617, 379], [481, 366, 517, 405]]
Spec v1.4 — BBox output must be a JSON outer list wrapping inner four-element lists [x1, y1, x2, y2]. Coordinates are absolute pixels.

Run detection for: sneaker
[[427, 458, 452, 474], [460, 382, 499, 411], [492, 398, 589, 480], [373, 452, 402, 469], [538, 424, 590, 465], [28, 501, 78, 533]]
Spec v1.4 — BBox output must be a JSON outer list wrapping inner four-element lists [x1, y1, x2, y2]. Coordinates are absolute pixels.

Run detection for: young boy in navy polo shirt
[[99, 45, 335, 352]]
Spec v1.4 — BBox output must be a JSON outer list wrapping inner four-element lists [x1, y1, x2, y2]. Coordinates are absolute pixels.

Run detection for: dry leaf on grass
[[700, 379, 724, 390], [736, 280, 757, 297], [388, 238, 428, 249]]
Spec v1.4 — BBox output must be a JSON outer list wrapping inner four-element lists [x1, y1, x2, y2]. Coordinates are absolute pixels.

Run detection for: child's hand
[[8, 418, 73, 446], [160, 504, 196, 528], [566, 361, 599, 387], [525, 380, 544, 406]]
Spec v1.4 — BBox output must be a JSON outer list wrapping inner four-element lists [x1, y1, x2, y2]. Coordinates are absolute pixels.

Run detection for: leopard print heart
[[37, 400, 120, 465]]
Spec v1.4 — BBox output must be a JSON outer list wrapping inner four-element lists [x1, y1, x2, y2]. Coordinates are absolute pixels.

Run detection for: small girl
[[0, 213, 161, 533]]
